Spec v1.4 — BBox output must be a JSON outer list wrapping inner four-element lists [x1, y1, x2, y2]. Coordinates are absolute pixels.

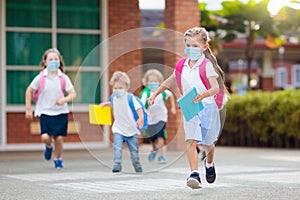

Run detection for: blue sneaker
[[157, 155, 166, 164], [54, 159, 63, 169], [186, 172, 201, 189], [148, 150, 157, 162], [112, 163, 122, 173], [44, 145, 53, 160], [133, 162, 142, 173], [204, 159, 216, 184]]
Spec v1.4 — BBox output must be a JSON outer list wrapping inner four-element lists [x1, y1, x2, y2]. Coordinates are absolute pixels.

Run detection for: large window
[[5, 0, 102, 104], [292, 65, 300, 89]]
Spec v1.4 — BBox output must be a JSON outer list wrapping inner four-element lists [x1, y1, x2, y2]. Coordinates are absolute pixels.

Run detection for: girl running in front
[[148, 27, 229, 189]]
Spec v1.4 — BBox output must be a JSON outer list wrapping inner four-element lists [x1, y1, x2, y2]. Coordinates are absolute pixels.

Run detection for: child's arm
[[99, 101, 112, 107], [194, 77, 219, 103], [169, 94, 177, 115], [136, 108, 144, 129], [148, 74, 177, 106], [25, 86, 34, 119], [56, 88, 76, 105]]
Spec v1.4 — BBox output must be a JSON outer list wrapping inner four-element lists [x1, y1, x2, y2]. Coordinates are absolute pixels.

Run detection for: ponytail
[[204, 47, 229, 95]]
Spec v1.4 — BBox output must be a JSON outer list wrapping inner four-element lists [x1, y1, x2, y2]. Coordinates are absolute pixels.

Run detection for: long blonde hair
[[184, 27, 229, 95]]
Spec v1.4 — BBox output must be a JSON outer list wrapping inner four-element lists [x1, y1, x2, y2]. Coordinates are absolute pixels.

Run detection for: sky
[[139, 0, 300, 15]]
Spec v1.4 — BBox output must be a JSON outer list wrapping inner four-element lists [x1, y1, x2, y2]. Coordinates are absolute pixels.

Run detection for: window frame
[[4, 0, 104, 108], [292, 64, 300, 89], [275, 67, 287, 89]]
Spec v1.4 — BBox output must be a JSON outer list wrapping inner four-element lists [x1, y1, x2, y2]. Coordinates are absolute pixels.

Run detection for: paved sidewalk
[[1, 146, 300, 200]]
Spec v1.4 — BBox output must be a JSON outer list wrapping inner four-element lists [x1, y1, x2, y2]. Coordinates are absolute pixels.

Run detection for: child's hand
[[148, 95, 155, 106], [56, 98, 66, 105], [99, 102, 111, 107], [193, 91, 210, 103], [25, 109, 33, 120], [137, 117, 144, 129]]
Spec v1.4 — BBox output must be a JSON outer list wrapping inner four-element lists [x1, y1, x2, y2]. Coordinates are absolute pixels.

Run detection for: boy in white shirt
[[100, 71, 144, 173]]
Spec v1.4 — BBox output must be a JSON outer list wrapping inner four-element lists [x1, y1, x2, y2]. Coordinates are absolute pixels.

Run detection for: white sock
[[54, 157, 62, 161], [205, 160, 214, 168], [46, 144, 52, 148]]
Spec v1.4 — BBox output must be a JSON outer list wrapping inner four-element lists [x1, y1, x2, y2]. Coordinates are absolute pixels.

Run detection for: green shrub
[[221, 90, 300, 147]]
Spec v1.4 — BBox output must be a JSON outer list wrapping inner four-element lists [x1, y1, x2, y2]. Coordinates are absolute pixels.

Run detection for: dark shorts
[[146, 121, 166, 143], [40, 114, 68, 136]]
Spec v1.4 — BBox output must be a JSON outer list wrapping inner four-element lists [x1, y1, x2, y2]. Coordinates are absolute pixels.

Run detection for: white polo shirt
[[30, 69, 74, 117], [179, 56, 218, 105]]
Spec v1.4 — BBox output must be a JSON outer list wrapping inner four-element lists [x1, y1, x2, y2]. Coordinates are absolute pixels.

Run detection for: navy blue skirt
[[40, 114, 68, 136]]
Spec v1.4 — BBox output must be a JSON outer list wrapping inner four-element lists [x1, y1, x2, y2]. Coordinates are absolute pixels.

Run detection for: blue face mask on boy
[[184, 47, 202, 61], [47, 61, 60, 71], [113, 89, 126, 98], [148, 83, 159, 91]]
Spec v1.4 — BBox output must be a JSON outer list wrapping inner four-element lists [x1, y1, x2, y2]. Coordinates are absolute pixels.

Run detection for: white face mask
[[113, 89, 126, 98]]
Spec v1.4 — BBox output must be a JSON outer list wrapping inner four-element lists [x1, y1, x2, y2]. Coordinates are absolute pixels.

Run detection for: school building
[[0, 0, 202, 151], [1, 0, 299, 151]]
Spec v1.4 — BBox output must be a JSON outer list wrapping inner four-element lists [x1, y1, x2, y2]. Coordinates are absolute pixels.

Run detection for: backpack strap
[[174, 58, 187, 95], [162, 90, 166, 102], [33, 71, 46, 102], [140, 87, 151, 109], [199, 58, 210, 89], [39, 71, 46, 90], [128, 93, 139, 121], [109, 94, 114, 107], [60, 73, 66, 94], [199, 58, 225, 110]]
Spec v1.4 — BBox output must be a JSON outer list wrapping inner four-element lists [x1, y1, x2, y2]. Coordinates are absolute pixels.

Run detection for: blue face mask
[[47, 61, 60, 71], [148, 83, 159, 91], [113, 89, 126, 98], [184, 47, 202, 61]]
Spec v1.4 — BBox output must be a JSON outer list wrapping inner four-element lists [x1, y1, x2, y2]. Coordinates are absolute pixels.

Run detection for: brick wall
[[7, 113, 103, 144], [108, 0, 142, 143], [164, 0, 200, 150]]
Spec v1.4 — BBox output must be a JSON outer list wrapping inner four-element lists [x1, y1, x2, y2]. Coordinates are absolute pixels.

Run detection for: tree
[[275, 5, 300, 43], [200, 0, 280, 90]]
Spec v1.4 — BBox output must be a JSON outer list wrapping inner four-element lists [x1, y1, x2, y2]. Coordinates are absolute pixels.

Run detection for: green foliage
[[223, 90, 300, 144], [276, 6, 300, 39]]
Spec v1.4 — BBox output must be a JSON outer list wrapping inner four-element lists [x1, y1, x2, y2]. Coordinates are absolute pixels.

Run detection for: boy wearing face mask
[[25, 48, 76, 169], [100, 71, 143, 173], [140, 69, 176, 164]]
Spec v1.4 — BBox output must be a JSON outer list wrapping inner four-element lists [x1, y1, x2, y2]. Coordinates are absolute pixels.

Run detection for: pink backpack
[[33, 71, 66, 103], [175, 57, 225, 110]]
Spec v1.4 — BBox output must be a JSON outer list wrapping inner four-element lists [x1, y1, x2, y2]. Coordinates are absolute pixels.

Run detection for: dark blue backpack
[[110, 93, 148, 131]]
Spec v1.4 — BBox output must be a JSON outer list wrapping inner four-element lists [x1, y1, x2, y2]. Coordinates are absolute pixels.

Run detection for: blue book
[[177, 87, 204, 121]]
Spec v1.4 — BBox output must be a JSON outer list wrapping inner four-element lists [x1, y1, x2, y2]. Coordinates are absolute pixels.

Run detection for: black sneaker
[[204, 159, 216, 184], [112, 163, 121, 173], [186, 172, 201, 189]]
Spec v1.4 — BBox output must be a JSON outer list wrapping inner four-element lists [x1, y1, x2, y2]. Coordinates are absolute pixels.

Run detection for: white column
[[262, 50, 273, 78], [0, 0, 6, 147], [100, 0, 110, 147]]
